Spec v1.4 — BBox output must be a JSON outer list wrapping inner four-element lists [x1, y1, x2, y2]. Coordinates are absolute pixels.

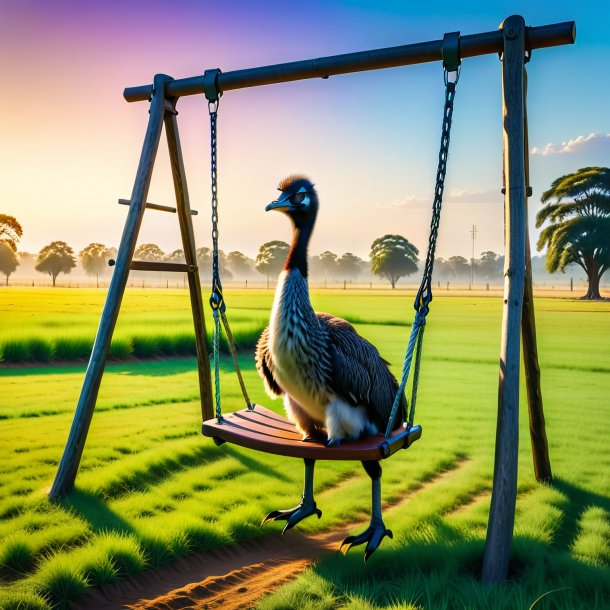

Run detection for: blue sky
[[1, 0, 608, 260]]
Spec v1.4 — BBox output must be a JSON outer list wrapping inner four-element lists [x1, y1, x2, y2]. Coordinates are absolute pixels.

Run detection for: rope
[[212, 309, 222, 423], [385, 70, 459, 438]]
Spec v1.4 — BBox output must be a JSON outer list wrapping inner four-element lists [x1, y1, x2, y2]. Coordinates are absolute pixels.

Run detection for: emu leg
[[340, 460, 393, 562], [262, 458, 322, 533]]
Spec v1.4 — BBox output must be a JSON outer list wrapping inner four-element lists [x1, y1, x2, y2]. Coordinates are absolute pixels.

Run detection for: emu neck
[[284, 224, 312, 277]]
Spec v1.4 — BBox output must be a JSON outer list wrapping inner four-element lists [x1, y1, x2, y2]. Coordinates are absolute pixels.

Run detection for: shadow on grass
[[222, 445, 292, 483], [551, 477, 610, 553], [303, 532, 610, 610], [64, 489, 135, 535]]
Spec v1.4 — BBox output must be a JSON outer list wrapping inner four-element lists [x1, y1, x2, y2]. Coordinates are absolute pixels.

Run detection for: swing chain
[[414, 72, 458, 318], [385, 67, 459, 438], [209, 103, 225, 314]]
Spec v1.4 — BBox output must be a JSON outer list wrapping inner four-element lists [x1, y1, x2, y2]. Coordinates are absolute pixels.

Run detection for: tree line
[[1, 167, 608, 298]]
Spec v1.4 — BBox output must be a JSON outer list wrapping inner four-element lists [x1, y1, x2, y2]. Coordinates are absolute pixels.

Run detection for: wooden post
[[164, 102, 214, 421], [521, 69, 553, 483], [49, 74, 172, 500], [482, 16, 527, 582]]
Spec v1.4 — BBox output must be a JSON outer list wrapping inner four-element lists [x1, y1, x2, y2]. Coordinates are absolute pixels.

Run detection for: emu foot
[[262, 500, 322, 534], [340, 518, 393, 562]]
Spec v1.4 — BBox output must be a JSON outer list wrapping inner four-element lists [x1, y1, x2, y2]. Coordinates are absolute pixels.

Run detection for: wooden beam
[[482, 15, 527, 582], [521, 68, 553, 483], [49, 74, 172, 501], [118, 198, 198, 215], [124, 21, 575, 102]]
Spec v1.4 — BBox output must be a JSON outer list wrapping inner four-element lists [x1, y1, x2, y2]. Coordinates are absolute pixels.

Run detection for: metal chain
[[385, 70, 458, 438], [209, 103, 225, 314], [207, 100, 253, 419], [414, 76, 458, 318]]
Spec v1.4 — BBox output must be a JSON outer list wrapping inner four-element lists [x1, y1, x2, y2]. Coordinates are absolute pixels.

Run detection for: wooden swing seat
[[202, 405, 422, 461]]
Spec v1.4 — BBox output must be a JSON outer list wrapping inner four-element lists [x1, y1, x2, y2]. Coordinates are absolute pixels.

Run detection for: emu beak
[[265, 191, 293, 212]]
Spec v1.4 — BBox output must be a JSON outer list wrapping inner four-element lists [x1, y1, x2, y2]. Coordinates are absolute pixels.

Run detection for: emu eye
[[293, 192, 306, 205]]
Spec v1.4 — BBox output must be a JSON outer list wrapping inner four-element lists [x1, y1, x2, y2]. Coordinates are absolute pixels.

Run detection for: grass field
[[0, 288, 609, 609]]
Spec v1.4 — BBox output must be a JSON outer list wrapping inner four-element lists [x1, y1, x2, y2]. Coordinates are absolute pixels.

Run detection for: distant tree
[[0, 242, 18, 285], [317, 251, 338, 286], [0, 214, 23, 251], [196, 247, 232, 281], [35, 241, 76, 286], [447, 255, 470, 279], [537, 166, 610, 300], [336, 252, 364, 281], [478, 251, 504, 281], [256, 241, 290, 286], [79, 242, 111, 287], [227, 251, 255, 277], [134, 243, 165, 261], [370, 234, 418, 289], [17, 251, 36, 276], [165, 249, 185, 262]]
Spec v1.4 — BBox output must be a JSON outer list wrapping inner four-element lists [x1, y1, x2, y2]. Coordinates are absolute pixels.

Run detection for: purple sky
[[1, 1, 608, 260]]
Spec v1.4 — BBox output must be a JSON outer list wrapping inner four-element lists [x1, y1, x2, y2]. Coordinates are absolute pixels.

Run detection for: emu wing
[[317, 312, 405, 431], [255, 325, 284, 397]]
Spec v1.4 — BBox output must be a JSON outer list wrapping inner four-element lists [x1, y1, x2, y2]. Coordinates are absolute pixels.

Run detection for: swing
[[201, 36, 461, 460]]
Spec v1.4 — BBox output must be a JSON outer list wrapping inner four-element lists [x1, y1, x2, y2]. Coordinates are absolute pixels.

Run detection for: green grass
[[0, 288, 268, 364], [0, 287, 609, 609]]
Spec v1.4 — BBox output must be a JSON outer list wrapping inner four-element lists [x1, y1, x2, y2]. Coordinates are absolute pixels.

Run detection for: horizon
[[1, 1, 609, 261]]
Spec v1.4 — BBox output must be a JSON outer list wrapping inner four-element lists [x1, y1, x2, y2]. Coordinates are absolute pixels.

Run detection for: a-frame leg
[[49, 74, 174, 501], [521, 68, 552, 484], [164, 100, 213, 421], [482, 16, 526, 582]]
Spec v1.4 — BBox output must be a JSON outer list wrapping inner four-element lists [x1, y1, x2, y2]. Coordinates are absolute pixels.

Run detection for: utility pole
[[470, 224, 478, 288]]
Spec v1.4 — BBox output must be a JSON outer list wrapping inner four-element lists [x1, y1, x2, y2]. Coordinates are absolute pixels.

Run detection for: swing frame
[[49, 15, 575, 583]]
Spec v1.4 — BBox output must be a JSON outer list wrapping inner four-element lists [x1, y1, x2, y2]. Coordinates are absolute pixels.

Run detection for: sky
[[1, 0, 609, 262]]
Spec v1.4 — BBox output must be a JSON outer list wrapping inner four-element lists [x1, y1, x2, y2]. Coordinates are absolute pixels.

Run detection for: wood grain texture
[[49, 74, 173, 500], [202, 406, 422, 461], [482, 15, 526, 583], [521, 69, 553, 484]]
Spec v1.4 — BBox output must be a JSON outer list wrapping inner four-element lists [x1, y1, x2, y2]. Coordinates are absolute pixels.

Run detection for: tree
[[447, 255, 470, 279], [165, 249, 185, 262], [0, 242, 18, 285], [0, 214, 23, 251], [35, 241, 76, 286], [537, 166, 610, 300], [478, 251, 504, 281], [256, 241, 290, 286], [227, 251, 255, 277], [370, 234, 418, 288], [196, 246, 232, 280], [337, 252, 364, 281], [79, 243, 111, 287], [316, 251, 338, 286], [134, 243, 165, 261]]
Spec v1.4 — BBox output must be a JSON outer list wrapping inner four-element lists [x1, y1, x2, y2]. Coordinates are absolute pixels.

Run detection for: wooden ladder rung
[[108, 260, 195, 273], [118, 198, 198, 215]]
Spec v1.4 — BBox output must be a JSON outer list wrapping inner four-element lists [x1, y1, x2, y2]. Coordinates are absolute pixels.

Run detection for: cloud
[[378, 187, 501, 209], [531, 132, 610, 156]]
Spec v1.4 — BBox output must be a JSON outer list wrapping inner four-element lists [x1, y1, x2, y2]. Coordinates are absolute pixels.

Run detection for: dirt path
[[75, 458, 470, 610]]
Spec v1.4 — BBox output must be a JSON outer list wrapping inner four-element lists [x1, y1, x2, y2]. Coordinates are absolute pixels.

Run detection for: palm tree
[[536, 167, 610, 300]]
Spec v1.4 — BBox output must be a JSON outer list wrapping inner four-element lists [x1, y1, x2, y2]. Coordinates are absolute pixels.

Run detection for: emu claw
[[262, 501, 322, 534], [340, 520, 393, 562]]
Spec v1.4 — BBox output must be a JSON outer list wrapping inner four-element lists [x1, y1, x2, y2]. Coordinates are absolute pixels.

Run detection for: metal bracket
[[442, 31, 461, 72], [203, 68, 222, 102]]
